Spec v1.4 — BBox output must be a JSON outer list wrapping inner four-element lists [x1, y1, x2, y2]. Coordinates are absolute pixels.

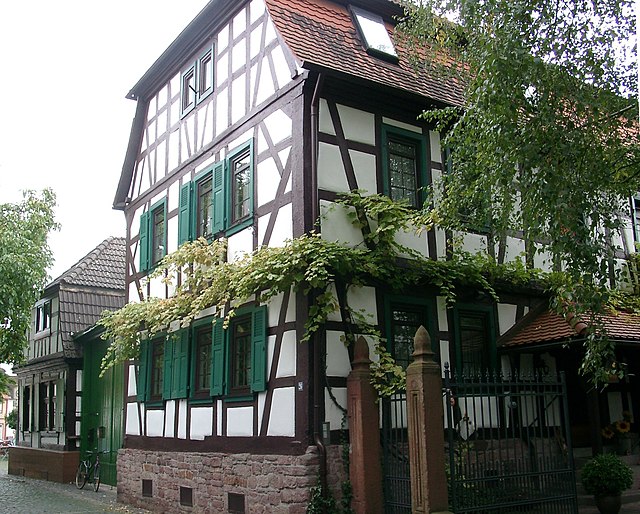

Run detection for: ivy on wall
[[99, 192, 637, 387]]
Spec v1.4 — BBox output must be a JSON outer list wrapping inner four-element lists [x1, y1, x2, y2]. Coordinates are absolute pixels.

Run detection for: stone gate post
[[347, 336, 383, 514], [406, 325, 451, 514]]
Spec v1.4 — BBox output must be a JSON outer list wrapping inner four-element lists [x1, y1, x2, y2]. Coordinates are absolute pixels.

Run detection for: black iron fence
[[380, 367, 578, 513], [443, 365, 578, 514]]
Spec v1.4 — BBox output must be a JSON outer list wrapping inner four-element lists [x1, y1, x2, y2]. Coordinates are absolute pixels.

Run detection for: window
[[138, 337, 166, 403], [350, 6, 398, 61], [35, 301, 51, 333], [453, 305, 496, 374], [384, 296, 433, 369], [139, 198, 167, 272], [631, 194, 640, 243], [178, 140, 254, 246], [212, 305, 267, 397], [22, 385, 31, 431], [382, 125, 428, 209], [190, 321, 213, 400], [180, 44, 215, 117], [38, 381, 56, 431]]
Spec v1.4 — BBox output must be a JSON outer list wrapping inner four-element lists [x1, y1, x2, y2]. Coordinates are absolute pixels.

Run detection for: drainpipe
[[310, 72, 328, 495]]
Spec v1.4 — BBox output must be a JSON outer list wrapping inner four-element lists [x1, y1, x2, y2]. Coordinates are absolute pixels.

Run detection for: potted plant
[[581, 453, 634, 514]]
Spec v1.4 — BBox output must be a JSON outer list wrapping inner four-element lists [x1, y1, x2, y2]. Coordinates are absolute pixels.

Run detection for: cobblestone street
[[0, 460, 149, 514]]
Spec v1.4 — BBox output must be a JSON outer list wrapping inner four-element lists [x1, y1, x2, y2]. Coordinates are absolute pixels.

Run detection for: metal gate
[[381, 368, 577, 513], [381, 391, 411, 514], [444, 366, 578, 514]]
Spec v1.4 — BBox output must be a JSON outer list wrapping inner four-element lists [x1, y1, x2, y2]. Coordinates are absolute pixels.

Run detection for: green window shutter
[[178, 182, 193, 246], [137, 340, 151, 402], [212, 161, 226, 234], [211, 319, 225, 396], [163, 337, 174, 400], [250, 305, 268, 392], [171, 329, 190, 399], [139, 211, 150, 272]]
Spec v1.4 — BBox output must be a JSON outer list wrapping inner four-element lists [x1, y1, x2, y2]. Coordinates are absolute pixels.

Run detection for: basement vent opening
[[228, 492, 246, 513], [180, 486, 194, 507], [142, 479, 153, 498]]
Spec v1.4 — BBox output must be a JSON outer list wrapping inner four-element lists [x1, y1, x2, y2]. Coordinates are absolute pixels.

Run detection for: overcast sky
[[0, 0, 210, 281]]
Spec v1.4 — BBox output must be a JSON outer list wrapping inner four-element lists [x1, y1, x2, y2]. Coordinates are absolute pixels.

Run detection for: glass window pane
[[197, 177, 213, 238], [232, 151, 251, 223], [152, 207, 165, 266], [231, 316, 252, 392]]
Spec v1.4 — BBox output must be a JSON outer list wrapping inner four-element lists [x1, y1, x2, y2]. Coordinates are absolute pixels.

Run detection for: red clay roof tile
[[265, 0, 465, 107]]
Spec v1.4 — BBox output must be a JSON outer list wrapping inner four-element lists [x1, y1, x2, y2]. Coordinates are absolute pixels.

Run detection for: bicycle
[[75, 449, 106, 492]]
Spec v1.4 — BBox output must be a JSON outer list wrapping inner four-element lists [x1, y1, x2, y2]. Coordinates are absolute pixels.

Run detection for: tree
[[397, 0, 638, 382], [0, 190, 58, 365]]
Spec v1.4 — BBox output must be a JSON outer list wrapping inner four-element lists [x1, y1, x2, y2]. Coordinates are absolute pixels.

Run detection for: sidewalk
[[0, 459, 149, 513]]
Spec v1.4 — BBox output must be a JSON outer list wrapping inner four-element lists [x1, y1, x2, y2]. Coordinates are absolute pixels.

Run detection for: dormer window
[[350, 6, 398, 61], [35, 301, 51, 333]]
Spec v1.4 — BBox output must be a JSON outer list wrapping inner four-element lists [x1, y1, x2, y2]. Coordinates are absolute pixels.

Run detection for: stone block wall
[[117, 446, 321, 513]]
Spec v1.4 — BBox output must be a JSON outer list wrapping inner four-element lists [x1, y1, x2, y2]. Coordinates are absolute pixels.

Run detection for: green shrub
[[581, 453, 633, 496]]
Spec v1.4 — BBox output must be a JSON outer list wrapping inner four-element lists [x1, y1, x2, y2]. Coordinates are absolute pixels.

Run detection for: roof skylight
[[351, 6, 398, 60]]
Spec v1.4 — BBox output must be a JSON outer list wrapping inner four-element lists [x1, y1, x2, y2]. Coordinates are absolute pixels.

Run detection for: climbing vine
[[99, 191, 638, 386]]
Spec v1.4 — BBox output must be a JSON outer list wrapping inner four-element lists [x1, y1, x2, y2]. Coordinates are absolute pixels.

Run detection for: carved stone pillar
[[347, 336, 383, 514], [406, 325, 451, 513]]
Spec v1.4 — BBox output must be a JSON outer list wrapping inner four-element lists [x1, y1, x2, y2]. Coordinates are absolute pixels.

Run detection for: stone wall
[[117, 446, 321, 513]]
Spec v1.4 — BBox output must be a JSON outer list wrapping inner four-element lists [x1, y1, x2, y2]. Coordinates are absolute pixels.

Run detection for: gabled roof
[[499, 305, 640, 349], [265, 0, 465, 107], [46, 237, 126, 292]]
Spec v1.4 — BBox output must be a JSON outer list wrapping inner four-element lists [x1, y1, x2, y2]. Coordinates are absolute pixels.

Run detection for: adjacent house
[[110, 0, 638, 512], [10, 237, 125, 483], [0, 376, 17, 442]]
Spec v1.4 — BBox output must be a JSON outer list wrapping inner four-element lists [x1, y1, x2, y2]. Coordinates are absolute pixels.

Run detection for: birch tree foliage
[[0, 190, 58, 365], [398, 0, 638, 283]]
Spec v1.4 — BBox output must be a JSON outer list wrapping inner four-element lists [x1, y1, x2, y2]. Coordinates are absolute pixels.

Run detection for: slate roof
[[47, 237, 126, 291], [499, 305, 640, 349], [265, 0, 466, 107]]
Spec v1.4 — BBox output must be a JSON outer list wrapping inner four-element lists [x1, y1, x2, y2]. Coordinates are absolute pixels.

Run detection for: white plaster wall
[[382, 117, 422, 134], [178, 399, 188, 439], [326, 331, 351, 377], [126, 403, 140, 436], [319, 99, 336, 136], [128, 366, 137, 397], [164, 401, 176, 438], [267, 290, 296, 326], [436, 297, 449, 332], [350, 150, 377, 195], [190, 407, 214, 440], [227, 407, 254, 436], [268, 203, 293, 248], [216, 400, 223, 436], [497, 304, 518, 335], [503, 236, 526, 264], [346, 285, 378, 324], [275, 331, 297, 378], [147, 410, 164, 437], [461, 232, 487, 254], [318, 144, 349, 192], [337, 104, 375, 145], [429, 130, 441, 162], [394, 227, 429, 259], [267, 387, 296, 436], [257, 156, 281, 206], [320, 201, 365, 247], [76, 370, 82, 392], [325, 388, 347, 430], [227, 227, 254, 261]]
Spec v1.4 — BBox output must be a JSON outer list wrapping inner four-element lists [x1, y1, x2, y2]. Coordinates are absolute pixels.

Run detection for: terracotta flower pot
[[594, 493, 622, 514]]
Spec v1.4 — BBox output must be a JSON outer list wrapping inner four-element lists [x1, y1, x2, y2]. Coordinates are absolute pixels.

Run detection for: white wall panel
[[382, 117, 422, 134], [326, 331, 351, 377], [177, 399, 188, 439], [231, 76, 246, 124], [318, 143, 349, 192], [325, 388, 347, 429], [268, 203, 293, 248], [429, 131, 441, 162], [227, 407, 254, 436], [346, 286, 378, 324], [461, 232, 487, 254], [126, 403, 140, 436], [228, 227, 254, 261], [276, 331, 297, 378], [146, 410, 164, 437], [164, 400, 176, 438], [504, 236, 526, 264], [320, 201, 365, 247], [257, 157, 280, 206], [263, 110, 292, 146], [497, 304, 518, 335], [319, 100, 336, 136], [128, 366, 137, 396], [190, 407, 214, 440], [337, 104, 375, 145], [268, 388, 296, 436], [350, 150, 377, 195]]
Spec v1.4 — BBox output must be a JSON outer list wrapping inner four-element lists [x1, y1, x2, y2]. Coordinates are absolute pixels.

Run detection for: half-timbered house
[[10, 237, 125, 483], [112, 0, 639, 512]]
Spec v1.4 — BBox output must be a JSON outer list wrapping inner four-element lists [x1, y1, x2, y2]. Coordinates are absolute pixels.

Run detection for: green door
[[80, 333, 124, 486]]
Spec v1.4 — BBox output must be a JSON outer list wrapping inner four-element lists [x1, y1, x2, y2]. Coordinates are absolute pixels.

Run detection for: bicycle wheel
[[75, 462, 88, 489], [92, 462, 101, 492]]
